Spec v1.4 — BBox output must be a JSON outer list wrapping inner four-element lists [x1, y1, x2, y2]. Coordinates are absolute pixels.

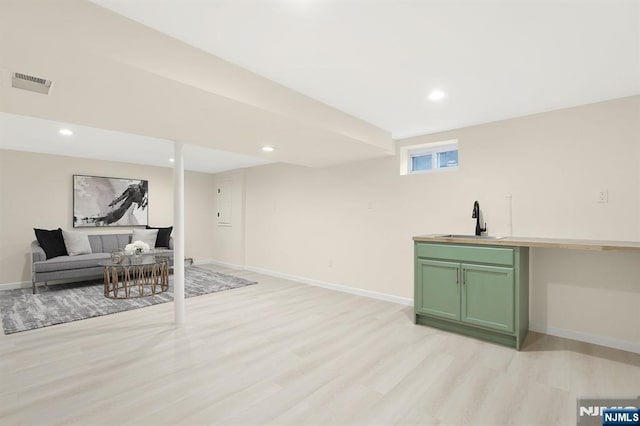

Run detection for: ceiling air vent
[[12, 72, 53, 95]]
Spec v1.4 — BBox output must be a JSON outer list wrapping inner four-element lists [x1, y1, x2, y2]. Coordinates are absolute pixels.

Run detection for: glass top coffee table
[[99, 254, 170, 299]]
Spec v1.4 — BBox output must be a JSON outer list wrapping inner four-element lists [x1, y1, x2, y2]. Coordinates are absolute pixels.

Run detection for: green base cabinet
[[414, 242, 529, 350]]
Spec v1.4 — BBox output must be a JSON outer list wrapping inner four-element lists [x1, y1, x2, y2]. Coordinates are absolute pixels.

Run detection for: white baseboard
[[529, 323, 640, 354], [0, 280, 31, 291], [193, 259, 214, 266], [244, 265, 413, 306]]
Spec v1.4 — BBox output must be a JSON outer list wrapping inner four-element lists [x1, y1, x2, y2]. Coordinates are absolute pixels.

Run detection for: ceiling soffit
[[0, 0, 394, 168]]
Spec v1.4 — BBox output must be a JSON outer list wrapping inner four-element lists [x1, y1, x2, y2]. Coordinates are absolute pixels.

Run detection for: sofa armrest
[[169, 237, 174, 250], [31, 240, 46, 264]]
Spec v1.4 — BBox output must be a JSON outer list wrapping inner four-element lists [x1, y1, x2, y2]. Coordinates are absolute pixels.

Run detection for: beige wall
[[0, 150, 215, 284], [234, 96, 640, 349]]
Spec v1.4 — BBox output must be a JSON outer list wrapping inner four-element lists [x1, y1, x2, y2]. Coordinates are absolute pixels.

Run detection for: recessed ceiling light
[[59, 128, 73, 136], [262, 146, 275, 152], [428, 90, 446, 101], [169, 158, 175, 162]]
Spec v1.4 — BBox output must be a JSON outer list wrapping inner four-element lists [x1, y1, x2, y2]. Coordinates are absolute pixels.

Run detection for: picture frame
[[73, 174, 149, 227]]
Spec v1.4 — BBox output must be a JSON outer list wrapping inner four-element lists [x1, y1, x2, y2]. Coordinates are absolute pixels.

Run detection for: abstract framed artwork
[[73, 175, 148, 227]]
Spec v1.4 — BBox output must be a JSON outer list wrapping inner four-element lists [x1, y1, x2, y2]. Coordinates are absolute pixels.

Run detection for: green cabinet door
[[416, 259, 460, 320], [461, 264, 514, 333]]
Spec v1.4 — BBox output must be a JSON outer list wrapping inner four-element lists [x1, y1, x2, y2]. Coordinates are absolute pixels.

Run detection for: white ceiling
[[1, 1, 638, 171], [0, 112, 273, 173], [91, 0, 640, 139]]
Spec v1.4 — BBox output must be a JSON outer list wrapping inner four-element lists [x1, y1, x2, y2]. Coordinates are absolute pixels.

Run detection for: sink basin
[[438, 234, 506, 240]]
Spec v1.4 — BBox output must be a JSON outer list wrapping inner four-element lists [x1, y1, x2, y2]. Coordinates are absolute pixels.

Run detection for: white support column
[[173, 140, 185, 325]]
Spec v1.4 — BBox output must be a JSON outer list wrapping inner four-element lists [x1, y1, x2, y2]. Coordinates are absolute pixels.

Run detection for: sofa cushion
[[88, 234, 131, 253], [34, 253, 111, 273], [146, 225, 173, 248], [62, 230, 92, 256], [34, 228, 68, 259]]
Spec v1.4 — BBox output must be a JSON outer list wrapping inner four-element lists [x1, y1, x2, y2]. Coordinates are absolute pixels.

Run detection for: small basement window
[[400, 139, 459, 175]]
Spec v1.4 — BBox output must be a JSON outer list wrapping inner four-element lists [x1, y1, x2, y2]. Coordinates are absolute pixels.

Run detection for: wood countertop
[[413, 235, 640, 251]]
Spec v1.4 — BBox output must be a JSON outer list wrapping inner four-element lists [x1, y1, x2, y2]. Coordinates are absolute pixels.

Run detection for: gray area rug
[[0, 266, 257, 335]]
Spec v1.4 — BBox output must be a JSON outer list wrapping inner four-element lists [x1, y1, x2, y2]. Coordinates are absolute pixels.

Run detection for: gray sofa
[[31, 233, 173, 294]]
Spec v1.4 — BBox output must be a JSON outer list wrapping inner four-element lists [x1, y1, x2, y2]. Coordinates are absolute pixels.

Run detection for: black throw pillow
[[146, 225, 173, 247], [34, 228, 68, 259]]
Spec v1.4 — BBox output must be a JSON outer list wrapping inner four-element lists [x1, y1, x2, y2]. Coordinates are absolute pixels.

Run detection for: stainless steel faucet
[[472, 201, 487, 236]]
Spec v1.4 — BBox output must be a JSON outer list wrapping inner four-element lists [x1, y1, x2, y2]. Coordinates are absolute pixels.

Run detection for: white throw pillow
[[62, 230, 92, 256], [131, 228, 158, 249]]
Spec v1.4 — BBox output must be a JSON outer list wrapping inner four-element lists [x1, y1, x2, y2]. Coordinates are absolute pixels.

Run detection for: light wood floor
[[1, 264, 638, 425]]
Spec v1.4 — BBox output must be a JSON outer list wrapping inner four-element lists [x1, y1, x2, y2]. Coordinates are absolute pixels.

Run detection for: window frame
[[400, 139, 459, 175]]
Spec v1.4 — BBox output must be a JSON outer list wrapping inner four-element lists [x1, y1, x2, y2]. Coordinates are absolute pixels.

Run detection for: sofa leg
[[32, 278, 36, 295]]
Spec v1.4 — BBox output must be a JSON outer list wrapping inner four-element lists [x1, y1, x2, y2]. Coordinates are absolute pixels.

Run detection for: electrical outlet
[[598, 190, 608, 203]]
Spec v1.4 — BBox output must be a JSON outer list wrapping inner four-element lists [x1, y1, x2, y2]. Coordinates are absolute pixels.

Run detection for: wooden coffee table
[[99, 255, 169, 299]]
